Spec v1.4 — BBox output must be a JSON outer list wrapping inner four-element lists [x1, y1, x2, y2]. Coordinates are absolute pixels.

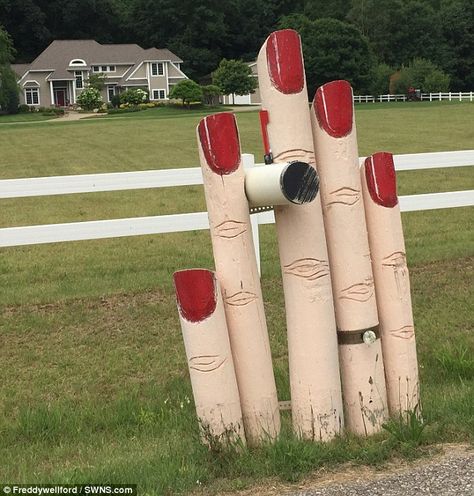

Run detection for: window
[[25, 88, 40, 105], [75, 71, 83, 89], [92, 65, 116, 73], [107, 85, 115, 102], [70, 59, 86, 66], [151, 62, 164, 76], [152, 89, 166, 100]]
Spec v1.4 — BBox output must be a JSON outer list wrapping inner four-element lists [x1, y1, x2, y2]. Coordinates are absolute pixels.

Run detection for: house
[[12, 40, 188, 108], [221, 62, 261, 105]]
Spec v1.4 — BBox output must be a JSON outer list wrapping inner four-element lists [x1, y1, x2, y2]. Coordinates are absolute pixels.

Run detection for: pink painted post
[[257, 29, 344, 440], [174, 269, 246, 444], [197, 113, 280, 445], [310, 80, 388, 435], [361, 152, 420, 416]]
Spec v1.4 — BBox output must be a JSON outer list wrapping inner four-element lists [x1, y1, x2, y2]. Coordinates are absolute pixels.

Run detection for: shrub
[[169, 79, 203, 109], [393, 58, 450, 94], [201, 84, 221, 105], [110, 93, 121, 108], [370, 63, 393, 96], [76, 87, 102, 111], [18, 104, 29, 113], [120, 88, 148, 105]]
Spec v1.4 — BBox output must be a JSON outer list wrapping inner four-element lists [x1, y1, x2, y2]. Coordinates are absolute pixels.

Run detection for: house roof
[[25, 40, 183, 80], [11, 64, 30, 78]]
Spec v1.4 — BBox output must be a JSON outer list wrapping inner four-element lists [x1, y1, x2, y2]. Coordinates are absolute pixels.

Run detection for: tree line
[[0, 0, 472, 94]]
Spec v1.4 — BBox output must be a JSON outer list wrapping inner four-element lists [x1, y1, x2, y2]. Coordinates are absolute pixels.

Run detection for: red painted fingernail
[[364, 152, 398, 208], [174, 269, 217, 323], [313, 80, 353, 138], [266, 29, 304, 94], [198, 113, 240, 175]]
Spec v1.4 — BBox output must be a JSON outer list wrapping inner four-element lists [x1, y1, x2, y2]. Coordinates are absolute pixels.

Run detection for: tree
[[348, 0, 447, 68], [438, 0, 474, 90], [0, 25, 19, 114], [0, 24, 15, 64], [0, 0, 51, 62], [212, 59, 257, 104], [86, 73, 106, 91], [278, 16, 374, 97], [169, 79, 203, 108]]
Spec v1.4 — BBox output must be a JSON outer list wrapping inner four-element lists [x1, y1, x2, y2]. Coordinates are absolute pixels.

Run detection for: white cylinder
[[245, 161, 319, 207]]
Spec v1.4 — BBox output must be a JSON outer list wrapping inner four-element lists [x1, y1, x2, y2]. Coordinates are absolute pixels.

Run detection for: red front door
[[55, 90, 66, 107]]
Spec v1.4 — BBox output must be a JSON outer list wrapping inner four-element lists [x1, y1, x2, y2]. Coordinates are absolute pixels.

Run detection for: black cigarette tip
[[281, 161, 319, 204]]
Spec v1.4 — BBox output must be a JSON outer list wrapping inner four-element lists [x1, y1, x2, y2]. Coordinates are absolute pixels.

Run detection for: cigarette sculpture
[[197, 112, 280, 444], [257, 29, 344, 440], [174, 269, 246, 444], [361, 152, 420, 416], [310, 80, 388, 435]]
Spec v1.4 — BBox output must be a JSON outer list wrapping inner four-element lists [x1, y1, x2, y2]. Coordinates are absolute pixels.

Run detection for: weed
[[437, 344, 474, 380], [382, 404, 426, 446]]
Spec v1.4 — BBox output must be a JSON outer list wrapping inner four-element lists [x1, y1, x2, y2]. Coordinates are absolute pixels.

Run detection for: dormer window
[[151, 62, 164, 76], [70, 59, 87, 66]]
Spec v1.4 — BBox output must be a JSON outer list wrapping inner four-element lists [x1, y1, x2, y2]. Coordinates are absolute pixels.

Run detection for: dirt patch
[[2, 287, 168, 317]]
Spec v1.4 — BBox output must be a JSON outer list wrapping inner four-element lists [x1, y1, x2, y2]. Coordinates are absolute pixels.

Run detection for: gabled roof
[[11, 64, 30, 78], [25, 40, 183, 79]]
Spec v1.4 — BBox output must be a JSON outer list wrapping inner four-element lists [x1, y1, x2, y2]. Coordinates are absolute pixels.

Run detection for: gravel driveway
[[225, 444, 473, 496], [292, 447, 473, 496]]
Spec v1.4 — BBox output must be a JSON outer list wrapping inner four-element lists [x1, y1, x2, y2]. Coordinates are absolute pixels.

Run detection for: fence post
[[242, 153, 261, 275], [430, 93, 433, 102], [449, 91, 452, 101]]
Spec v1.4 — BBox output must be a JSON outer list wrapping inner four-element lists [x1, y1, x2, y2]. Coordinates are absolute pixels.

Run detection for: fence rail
[[1, 151, 473, 250], [353, 92, 474, 103]]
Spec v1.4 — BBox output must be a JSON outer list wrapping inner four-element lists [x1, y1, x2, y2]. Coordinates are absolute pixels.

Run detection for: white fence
[[1, 151, 473, 269], [353, 92, 474, 103]]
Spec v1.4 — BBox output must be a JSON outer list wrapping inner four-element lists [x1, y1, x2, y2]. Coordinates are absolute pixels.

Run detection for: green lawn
[[0, 112, 59, 123], [0, 102, 473, 494]]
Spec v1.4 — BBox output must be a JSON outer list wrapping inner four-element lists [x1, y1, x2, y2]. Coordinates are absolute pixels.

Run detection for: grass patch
[[0, 102, 473, 492], [0, 112, 58, 123]]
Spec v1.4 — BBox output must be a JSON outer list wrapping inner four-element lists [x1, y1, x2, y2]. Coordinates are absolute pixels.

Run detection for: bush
[[107, 106, 146, 115], [120, 88, 148, 105], [201, 84, 221, 105], [18, 104, 29, 113], [169, 79, 202, 108], [393, 58, 450, 94], [110, 93, 121, 108], [370, 63, 393, 96], [76, 87, 102, 111]]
